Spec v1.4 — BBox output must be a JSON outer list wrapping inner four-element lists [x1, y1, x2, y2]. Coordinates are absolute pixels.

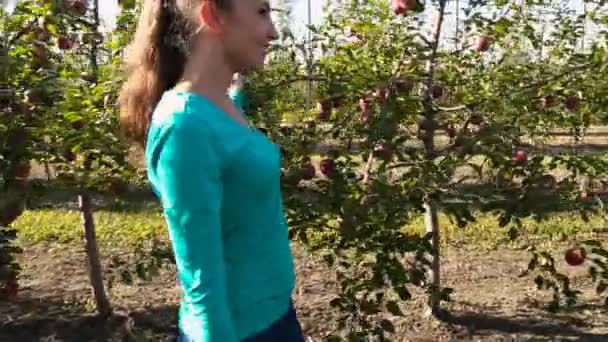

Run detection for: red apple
[[57, 36, 73, 50], [475, 35, 491, 52], [565, 95, 578, 111], [430, 85, 443, 99], [512, 150, 528, 165], [391, 0, 417, 15], [319, 158, 335, 176], [565, 247, 586, 266], [581, 191, 598, 200]]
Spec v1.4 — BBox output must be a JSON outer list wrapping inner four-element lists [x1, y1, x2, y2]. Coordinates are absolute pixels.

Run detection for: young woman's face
[[212, 0, 278, 71]]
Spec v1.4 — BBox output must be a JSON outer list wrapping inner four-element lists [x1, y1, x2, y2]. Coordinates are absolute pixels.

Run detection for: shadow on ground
[[23, 179, 159, 213], [0, 294, 179, 342], [440, 300, 608, 341]]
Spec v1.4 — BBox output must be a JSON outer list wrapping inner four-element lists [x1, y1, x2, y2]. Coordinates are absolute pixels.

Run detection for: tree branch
[[436, 104, 469, 112], [270, 75, 350, 89], [521, 61, 598, 91]]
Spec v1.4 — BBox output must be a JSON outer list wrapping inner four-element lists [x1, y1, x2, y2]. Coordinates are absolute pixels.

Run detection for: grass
[[13, 197, 608, 253], [15, 203, 168, 249]]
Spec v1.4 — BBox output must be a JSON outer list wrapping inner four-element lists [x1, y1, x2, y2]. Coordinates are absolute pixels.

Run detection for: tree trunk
[[77, 0, 110, 318], [44, 162, 51, 181], [421, 0, 447, 316], [79, 193, 111, 317], [423, 201, 440, 312]]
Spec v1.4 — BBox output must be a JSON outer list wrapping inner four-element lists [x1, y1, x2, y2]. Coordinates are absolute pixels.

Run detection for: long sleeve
[[150, 118, 237, 342]]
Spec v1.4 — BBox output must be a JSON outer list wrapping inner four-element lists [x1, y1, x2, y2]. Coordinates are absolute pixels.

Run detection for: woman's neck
[[178, 42, 234, 103]]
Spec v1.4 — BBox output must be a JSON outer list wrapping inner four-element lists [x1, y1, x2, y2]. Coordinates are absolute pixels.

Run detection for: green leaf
[[46, 23, 57, 35], [120, 270, 132, 285], [582, 240, 602, 247], [591, 247, 608, 259]]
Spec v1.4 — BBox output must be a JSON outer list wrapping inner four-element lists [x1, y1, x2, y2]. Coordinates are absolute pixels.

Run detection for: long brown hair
[[118, 0, 231, 148]]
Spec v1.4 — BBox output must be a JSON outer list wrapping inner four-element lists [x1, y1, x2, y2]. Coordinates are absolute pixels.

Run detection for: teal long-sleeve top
[[145, 89, 296, 341]]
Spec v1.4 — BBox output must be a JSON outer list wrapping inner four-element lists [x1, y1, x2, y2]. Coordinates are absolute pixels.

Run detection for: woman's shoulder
[[151, 91, 210, 128], [147, 90, 252, 162]]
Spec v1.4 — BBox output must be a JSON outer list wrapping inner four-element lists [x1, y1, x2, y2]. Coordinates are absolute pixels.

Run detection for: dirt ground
[[1, 243, 607, 342]]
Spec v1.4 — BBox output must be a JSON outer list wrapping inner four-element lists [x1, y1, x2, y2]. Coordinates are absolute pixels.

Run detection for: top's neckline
[[170, 90, 254, 132]]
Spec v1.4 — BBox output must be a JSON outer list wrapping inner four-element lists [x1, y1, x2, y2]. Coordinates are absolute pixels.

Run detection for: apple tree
[[245, 0, 608, 338], [0, 0, 136, 315], [0, 0, 67, 299], [42, 0, 150, 316]]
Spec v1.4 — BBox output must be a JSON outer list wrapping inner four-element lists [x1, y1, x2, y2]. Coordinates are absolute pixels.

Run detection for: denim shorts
[[178, 301, 305, 342]]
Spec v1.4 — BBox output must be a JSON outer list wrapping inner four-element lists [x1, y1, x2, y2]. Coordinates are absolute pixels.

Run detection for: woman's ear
[[199, 1, 224, 34]]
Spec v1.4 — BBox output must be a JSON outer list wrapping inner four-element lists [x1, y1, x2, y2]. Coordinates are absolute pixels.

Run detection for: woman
[[118, 1, 303, 341]]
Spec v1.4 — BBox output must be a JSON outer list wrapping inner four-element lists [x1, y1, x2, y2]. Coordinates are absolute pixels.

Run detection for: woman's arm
[[151, 117, 237, 342]]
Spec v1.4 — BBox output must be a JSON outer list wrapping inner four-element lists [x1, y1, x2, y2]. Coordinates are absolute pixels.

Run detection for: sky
[[3, 0, 594, 46], [98, 0, 327, 36], [90, 0, 592, 37], [1, 0, 327, 36], [93, 0, 460, 42]]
